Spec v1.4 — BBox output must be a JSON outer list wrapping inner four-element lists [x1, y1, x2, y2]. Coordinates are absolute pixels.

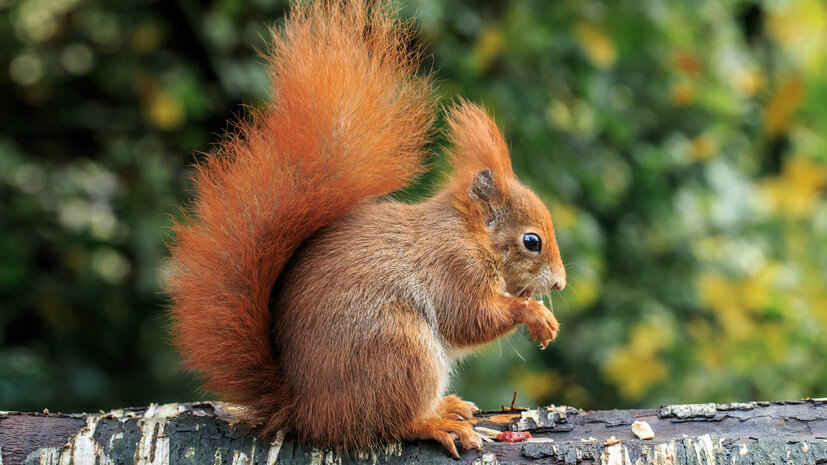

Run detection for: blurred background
[[1, 0, 826, 414]]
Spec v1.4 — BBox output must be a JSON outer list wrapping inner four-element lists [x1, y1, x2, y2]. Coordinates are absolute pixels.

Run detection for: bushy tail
[[166, 0, 434, 435]]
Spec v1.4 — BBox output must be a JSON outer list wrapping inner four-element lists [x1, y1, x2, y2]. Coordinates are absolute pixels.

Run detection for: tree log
[[1, 399, 826, 464]]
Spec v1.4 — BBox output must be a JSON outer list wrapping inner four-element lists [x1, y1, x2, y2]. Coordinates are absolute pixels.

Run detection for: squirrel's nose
[[550, 275, 566, 291]]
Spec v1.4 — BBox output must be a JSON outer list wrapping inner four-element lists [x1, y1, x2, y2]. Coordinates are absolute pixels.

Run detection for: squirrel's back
[[166, 0, 434, 439]]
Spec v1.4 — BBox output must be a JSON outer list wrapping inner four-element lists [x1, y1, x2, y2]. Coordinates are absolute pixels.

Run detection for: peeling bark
[[1, 399, 826, 464]]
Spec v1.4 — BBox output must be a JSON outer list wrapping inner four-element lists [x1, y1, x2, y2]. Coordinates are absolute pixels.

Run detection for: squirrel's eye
[[522, 233, 542, 253]]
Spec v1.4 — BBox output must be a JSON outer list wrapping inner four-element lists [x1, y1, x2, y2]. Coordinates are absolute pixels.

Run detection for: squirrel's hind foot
[[403, 417, 482, 459]]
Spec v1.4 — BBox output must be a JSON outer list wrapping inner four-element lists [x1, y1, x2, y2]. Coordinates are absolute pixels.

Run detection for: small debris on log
[[631, 420, 654, 440], [496, 431, 531, 443]]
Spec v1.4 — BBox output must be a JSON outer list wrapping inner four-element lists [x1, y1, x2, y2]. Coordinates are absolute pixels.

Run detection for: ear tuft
[[445, 100, 513, 182], [446, 101, 512, 227]]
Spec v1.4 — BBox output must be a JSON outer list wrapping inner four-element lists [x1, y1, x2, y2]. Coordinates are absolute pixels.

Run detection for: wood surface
[[2, 399, 826, 464]]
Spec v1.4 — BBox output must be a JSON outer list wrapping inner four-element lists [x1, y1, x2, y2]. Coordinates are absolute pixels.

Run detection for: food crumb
[[632, 420, 655, 440], [604, 435, 620, 446], [496, 431, 532, 442]]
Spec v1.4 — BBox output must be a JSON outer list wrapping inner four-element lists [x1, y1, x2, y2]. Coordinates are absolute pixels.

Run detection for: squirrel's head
[[446, 101, 565, 299], [466, 169, 565, 298]]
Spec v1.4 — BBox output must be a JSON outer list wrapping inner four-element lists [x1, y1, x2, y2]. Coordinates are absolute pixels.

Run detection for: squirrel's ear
[[468, 168, 501, 226], [469, 168, 495, 203]]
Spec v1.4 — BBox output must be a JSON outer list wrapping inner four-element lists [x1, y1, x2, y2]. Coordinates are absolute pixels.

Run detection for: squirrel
[[166, 0, 565, 458]]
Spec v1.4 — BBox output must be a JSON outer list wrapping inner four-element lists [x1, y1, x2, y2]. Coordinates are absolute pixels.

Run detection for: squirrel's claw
[[403, 413, 481, 459]]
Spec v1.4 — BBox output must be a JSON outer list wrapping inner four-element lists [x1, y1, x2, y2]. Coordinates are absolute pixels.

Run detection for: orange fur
[[167, 0, 565, 457], [167, 0, 432, 439], [445, 100, 513, 184]]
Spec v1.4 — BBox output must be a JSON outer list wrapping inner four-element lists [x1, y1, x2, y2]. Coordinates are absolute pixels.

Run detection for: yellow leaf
[[690, 133, 718, 161], [737, 268, 776, 310], [628, 319, 673, 353], [145, 90, 185, 131], [574, 23, 616, 69], [546, 100, 572, 130], [760, 156, 827, 216], [570, 274, 600, 308], [550, 203, 579, 230], [765, 77, 804, 136], [733, 67, 766, 97], [603, 347, 666, 400], [131, 23, 163, 55], [470, 25, 504, 74], [602, 319, 673, 400], [698, 272, 753, 340], [516, 371, 562, 403], [757, 323, 789, 364], [767, 0, 827, 71], [670, 81, 695, 106], [698, 272, 737, 311]]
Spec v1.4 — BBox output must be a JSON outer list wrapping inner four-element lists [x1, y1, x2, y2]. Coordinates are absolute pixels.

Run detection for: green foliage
[[1, 0, 825, 413]]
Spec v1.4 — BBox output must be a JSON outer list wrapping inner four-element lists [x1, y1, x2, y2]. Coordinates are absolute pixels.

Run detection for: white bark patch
[[36, 447, 60, 465], [266, 430, 285, 465], [473, 452, 498, 465], [150, 403, 187, 419], [231, 450, 250, 465], [516, 406, 569, 430], [308, 448, 324, 465], [37, 415, 115, 465], [717, 402, 756, 411], [659, 403, 717, 419], [324, 450, 342, 465], [72, 417, 105, 463], [600, 442, 631, 465], [382, 441, 403, 457], [307, 448, 346, 465], [134, 418, 169, 465], [652, 442, 677, 464], [517, 409, 541, 430], [687, 433, 721, 464], [313, 440, 403, 465]]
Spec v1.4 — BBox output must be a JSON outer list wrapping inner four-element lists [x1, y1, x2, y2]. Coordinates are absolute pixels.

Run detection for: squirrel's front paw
[[523, 300, 559, 349]]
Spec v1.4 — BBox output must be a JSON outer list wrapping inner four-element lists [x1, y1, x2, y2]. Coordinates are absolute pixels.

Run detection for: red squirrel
[[167, 0, 565, 458]]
